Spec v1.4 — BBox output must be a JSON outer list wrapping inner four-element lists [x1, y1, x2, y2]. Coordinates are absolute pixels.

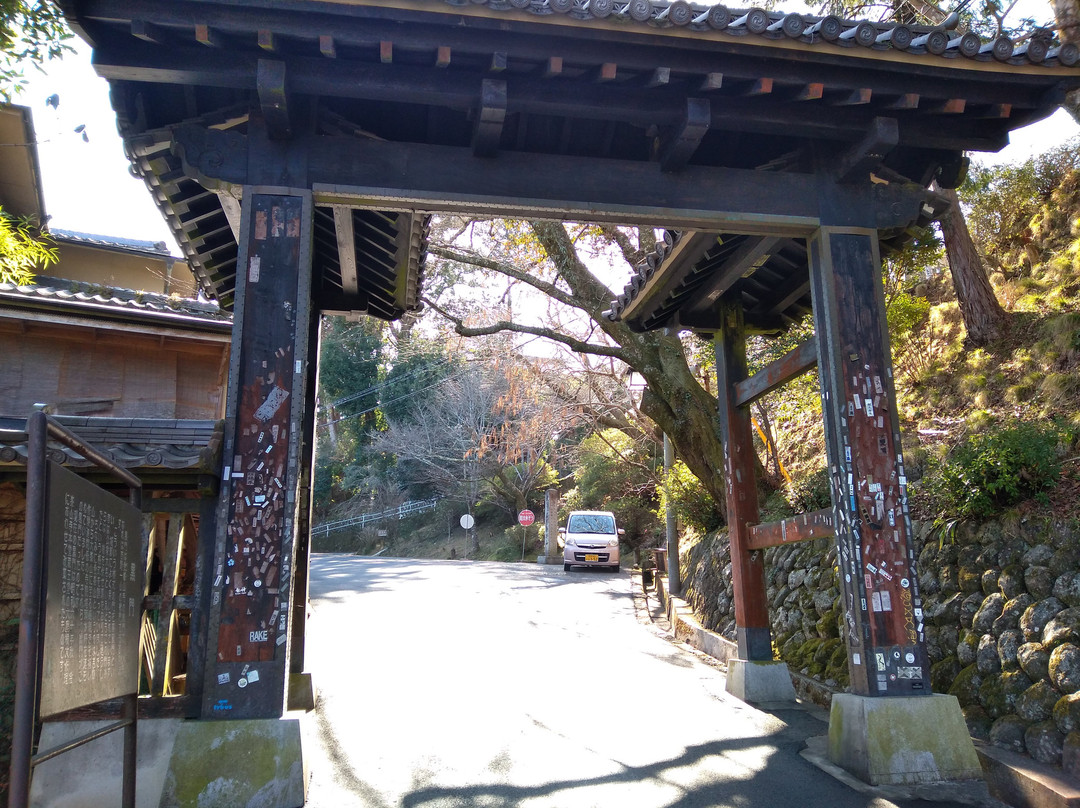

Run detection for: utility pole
[[663, 433, 681, 595]]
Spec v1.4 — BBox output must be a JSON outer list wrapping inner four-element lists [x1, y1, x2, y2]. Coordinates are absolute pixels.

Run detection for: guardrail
[[310, 498, 440, 539]]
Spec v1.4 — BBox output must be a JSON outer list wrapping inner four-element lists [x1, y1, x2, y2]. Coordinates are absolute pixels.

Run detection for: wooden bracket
[[257, 59, 291, 140], [747, 508, 834, 550], [836, 117, 898, 183], [132, 20, 162, 43], [657, 97, 710, 173], [333, 206, 359, 294], [473, 79, 507, 158], [735, 336, 818, 406]]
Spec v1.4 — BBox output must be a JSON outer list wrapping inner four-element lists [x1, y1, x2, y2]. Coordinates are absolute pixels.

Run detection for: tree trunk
[[1056, 0, 1080, 122], [937, 186, 1009, 347]]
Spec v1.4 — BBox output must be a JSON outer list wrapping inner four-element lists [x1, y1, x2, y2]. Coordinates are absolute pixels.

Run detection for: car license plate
[[585, 554, 599, 562]]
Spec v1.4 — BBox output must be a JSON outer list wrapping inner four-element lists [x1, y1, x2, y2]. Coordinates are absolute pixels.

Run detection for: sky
[[19, 23, 1080, 259]]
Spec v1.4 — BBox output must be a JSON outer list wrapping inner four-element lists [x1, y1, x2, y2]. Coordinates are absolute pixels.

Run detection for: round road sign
[[459, 514, 475, 530], [518, 509, 535, 526]]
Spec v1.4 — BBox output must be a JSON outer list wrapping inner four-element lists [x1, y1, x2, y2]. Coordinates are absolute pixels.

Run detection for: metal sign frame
[[8, 411, 143, 808]]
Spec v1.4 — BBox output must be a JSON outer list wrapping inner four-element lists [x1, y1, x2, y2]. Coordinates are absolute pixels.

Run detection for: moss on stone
[[949, 664, 983, 707]]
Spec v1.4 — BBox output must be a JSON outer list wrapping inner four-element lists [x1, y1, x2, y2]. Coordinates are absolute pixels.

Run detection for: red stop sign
[[518, 509, 535, 526]]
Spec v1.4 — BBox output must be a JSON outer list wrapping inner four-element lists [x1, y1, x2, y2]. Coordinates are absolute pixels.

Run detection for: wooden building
[[0, 104, 233, 804]]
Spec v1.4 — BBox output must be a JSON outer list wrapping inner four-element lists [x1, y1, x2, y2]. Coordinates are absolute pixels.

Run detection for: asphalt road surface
[[304, 556, 973, 808]]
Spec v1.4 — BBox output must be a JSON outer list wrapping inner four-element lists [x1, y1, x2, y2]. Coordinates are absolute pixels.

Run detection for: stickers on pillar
[[217, 672, 230, 685], [249, 256, 261, 283], [254, 386, 290, 422]]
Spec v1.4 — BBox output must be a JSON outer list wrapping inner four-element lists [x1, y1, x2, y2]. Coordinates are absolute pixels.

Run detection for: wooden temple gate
[[48, 0, 1080, 796]]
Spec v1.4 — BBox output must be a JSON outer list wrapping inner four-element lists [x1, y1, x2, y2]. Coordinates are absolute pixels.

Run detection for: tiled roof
[[0, 416, 221, 472], [0, 274, 232, 329], [431, 1, 1076, 68], [51, 228, 176, 259]]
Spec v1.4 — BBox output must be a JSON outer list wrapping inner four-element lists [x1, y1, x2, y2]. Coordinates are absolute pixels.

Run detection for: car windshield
[[567, 514, 615, 534]]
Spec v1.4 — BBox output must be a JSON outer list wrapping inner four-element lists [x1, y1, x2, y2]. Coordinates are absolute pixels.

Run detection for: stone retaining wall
[[679, 515, 1080, 777]]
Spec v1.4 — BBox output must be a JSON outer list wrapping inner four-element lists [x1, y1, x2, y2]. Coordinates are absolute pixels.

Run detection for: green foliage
[[0, 209, 56, 284], [564, 428, 661, 551], [932, 419, 1064, 518], [962, 140, 1080, 271], [0, 0, 72, 100], [658, 459, 723, 534], [786, 467, 832, 513], [887, 290, 931, 339]]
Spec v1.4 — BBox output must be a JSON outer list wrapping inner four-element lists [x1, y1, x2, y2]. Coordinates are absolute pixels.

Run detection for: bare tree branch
[[428, 244, 579, 309], [423, 296, 629, 360]]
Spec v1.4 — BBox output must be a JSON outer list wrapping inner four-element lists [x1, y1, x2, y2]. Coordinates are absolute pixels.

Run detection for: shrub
[[935, 420, 1063, 518]]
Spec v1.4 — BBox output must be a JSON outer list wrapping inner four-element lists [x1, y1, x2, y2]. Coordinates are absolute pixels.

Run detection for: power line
[[323, 356, 453, 410]]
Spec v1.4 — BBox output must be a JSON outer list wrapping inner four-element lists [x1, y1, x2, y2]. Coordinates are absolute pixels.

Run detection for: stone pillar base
[[828, 693, 982, 786], [30, 717, 307, 808], [288, 671, 317, 712], [725, 659, 796, 703]]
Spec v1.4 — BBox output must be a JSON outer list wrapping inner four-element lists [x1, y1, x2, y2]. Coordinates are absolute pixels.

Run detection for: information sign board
[[518, 509, 535, 527], [41, 462, 143, 716]]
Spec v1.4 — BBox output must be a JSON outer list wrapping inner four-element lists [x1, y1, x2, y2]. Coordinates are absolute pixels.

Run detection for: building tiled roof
[[0, 274, 232, 329], [51, 228, 175, 259], [0, 416, 221, 472], [429, 1, 1076, 68]]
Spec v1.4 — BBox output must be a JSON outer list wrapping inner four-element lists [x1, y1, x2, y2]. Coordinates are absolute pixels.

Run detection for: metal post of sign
[[9, 412, 47, 808], [8, 411, 143, 808]]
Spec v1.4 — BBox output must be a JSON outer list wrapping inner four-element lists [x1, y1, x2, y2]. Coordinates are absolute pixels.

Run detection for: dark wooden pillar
[[202, 189, 314, 718], [808, 226, 929, 697], [289, 308, 320, 676], [714, 301, 772, 660]]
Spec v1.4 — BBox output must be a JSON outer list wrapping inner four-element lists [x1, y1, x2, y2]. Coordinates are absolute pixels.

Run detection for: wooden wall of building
[[0, 320, 228, 420]]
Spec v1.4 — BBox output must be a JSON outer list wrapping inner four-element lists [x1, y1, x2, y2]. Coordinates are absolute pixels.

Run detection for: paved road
[[304, 556, 965, 808]]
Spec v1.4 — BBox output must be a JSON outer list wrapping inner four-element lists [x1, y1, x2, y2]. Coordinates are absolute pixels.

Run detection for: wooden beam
[[174, 126, 937, 233], [929, 98, 966, 114], [195, 24, 219, 47], [319, 35, 337, 58], [747, 508, 834, 550], [977, 103, 1012, 119], [543, 56, 563, 77], [333, 206, 358, 294], [380, 40, 392, 64], [743, 78, 773, 96], [490, 52, 507, 72], [686, 236, 781, 316], [734, 336, 818, 406], [645, 67, 670, 88], [258, 29, 276, 51], [131, 20, 162, 43], [657, 97, 709, 173], [95, 42, 1013, 153], [832, 88, 872, 106], [793, 82, 824, 101], [596, 62, 618, 82], [473, 79, 507, 158], [835, 117, 898, 183], [699, 72, 723, 92], [256, 59, 291, 140], [885, 93, 920, 110], [435, 46, 451, 68]]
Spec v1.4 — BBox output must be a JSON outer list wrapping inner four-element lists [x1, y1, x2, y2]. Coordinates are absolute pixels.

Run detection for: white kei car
[[560, 510, 623, 572]]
